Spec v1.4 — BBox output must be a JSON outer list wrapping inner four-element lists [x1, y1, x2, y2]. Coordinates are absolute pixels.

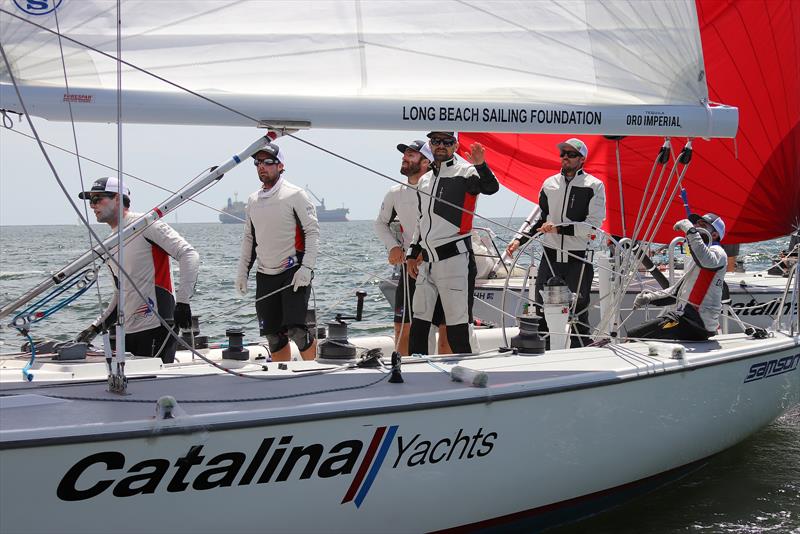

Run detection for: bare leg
[[394, 322, 410, 355], [300, 338, 318, 360], [271, 344, 292, 362], [437, 324, 452, 354]]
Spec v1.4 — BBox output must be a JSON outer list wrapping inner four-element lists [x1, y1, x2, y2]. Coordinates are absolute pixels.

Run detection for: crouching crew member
[[76, 177, 199, 363], [628, 213, 727, 341], [236, 143, 320, 361]]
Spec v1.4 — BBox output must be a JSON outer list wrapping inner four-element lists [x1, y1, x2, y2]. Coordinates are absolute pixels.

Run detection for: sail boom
[[1, 84, 738, 138]]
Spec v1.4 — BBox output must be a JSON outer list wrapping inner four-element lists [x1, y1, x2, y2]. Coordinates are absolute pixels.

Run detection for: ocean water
[[0, 221, 797, 532]]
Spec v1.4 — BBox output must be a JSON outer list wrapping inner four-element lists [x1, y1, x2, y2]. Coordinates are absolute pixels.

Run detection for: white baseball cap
[[557, 138, 588, 159], [78, 176, 130, 199]]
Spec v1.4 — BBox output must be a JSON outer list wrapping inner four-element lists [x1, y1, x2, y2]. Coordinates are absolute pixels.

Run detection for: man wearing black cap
[[235, 143, 320, 361], [505, 138, 606, 348], [628, 213, 728, 341], [75, 177, 200, 363], [406, 132, 499, 355]]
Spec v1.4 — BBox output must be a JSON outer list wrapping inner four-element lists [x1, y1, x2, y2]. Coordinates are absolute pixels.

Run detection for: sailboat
[[0, 1, 798, 533]]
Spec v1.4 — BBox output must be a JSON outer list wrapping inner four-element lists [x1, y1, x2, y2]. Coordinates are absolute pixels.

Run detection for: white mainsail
[[0, 0, 737, 136]]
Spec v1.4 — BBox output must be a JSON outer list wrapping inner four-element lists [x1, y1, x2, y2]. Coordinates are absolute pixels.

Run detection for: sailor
[[628, 213, 728, 341], [75, 177, 200, 363], [505, 138, 606, 348], [235, 143, 320, 361], [374, 139, 449, 354], [406, 132, 500, 355]]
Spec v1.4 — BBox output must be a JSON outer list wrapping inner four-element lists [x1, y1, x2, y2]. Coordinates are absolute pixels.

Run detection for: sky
[[0, 118, 535, 227]]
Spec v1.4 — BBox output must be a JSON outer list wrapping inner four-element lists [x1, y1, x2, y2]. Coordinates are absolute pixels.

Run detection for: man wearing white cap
[[506, 138, 606, 348], [236, 142, 320, 361], [628, 213, 728, 341], [75, 177, 200, 362]]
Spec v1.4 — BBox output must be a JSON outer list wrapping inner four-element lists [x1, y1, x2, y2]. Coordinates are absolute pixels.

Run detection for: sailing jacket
[[647, 231, 727, 333], [93, 212, 200, 334], [519, 169, 606, 261], [374, 182, 419, 252], [409, 158, 499, 262], [238, 179, 320, 276]]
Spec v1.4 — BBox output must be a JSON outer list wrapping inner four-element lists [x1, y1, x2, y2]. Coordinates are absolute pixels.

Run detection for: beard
[[401, 160, 421, 177]]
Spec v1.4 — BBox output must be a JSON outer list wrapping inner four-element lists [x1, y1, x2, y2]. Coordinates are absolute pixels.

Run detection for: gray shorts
[[412, 253, 470, 326]]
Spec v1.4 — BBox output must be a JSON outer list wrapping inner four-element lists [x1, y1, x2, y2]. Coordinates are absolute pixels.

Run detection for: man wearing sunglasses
[[75, 177, 200, 363], [406, 131, 500, 355], [506, 138, 606, 349], [235, 143, 320, 361], [628, 213, 727, 341]]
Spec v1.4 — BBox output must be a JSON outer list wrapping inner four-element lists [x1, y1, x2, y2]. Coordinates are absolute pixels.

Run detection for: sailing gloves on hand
[[75, 324, 100, 344], [173, 302, 192, 330], [633, 292, 654, 309], [292, 265, 313, 291], [236, 269, 248, 296], [673, 219, 694, 234]]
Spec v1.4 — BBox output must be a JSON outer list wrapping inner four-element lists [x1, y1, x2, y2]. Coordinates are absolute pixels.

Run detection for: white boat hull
[[1, 335, 798, 533]]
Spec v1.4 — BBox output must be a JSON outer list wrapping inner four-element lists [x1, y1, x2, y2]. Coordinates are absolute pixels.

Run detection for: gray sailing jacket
[[521, 169, 606, 261], [648, 231, 728, 333]]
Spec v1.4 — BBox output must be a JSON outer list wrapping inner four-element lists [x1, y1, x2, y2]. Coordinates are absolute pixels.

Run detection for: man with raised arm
[[406, 132, 499, 355], [75, 177, 200, 363], [505, 138, 606, 348], [628, 213, 727, 341], [235, 143, 320, 361]]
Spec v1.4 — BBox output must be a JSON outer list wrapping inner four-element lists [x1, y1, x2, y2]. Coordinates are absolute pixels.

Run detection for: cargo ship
[[219, 189, 349, 223]]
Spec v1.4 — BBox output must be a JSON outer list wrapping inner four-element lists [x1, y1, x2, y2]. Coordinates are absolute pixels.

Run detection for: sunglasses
[[254, 158, 278, 166], [560, 151, 581, 159], [88, 194, 114, 205], [429, 138, 456, 147]]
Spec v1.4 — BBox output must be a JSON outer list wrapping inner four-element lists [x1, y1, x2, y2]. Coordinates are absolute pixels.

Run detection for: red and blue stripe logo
[[341, 425, 398, 508]]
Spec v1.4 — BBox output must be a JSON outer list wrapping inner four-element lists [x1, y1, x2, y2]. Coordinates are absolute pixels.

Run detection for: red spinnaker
[[459, 0, 799, 244]]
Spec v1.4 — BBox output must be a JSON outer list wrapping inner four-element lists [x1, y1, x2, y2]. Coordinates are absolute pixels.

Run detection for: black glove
[[174, 302, 192, 330], [75, 324, 99, 343]]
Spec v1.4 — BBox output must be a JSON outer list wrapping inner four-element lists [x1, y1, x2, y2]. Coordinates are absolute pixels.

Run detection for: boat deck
[[1, 332, 795, 445]]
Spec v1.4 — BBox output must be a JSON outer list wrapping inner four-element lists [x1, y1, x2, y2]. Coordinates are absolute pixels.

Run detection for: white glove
[[633, 291, 654, 309], [673, 219, 694, 233], [235, 269, 248, 296], [292, 265, 313, 292]]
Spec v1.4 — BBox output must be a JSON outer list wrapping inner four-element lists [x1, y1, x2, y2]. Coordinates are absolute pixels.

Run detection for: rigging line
[[115, 0, 127, 348], [5, 8, 527, 243], [54, 8, 104, 311], [0, 41, 190, 366], [4, 128, 236, 219]]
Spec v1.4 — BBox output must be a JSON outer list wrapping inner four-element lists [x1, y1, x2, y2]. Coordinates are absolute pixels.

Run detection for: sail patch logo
[[13, 0, 62, 16], [744, 353, 800, 383]]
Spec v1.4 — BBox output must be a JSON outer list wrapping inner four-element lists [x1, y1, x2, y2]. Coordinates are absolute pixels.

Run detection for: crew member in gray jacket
[[506, 138, 606, 348], [628, 213, 728, 341]]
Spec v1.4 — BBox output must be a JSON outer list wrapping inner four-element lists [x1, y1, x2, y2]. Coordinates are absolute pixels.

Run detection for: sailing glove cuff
[[236, 270, 248, 296], [292, 265, 313, 292], [633, 292, 654, 309], [673, 219, 694, 234], [76, 324, 100, 343], [174, 302, 192, 329]]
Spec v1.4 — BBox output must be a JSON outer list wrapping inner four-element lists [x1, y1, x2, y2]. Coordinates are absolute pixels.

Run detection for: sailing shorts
[[412, 252, 470, 326], [395, 264, 444, 325], [255, 268, 312, 336]]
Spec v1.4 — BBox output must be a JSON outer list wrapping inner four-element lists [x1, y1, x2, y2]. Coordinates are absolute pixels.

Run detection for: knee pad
[[287, 326, 313, 352], [266, 332, 288, 353]]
